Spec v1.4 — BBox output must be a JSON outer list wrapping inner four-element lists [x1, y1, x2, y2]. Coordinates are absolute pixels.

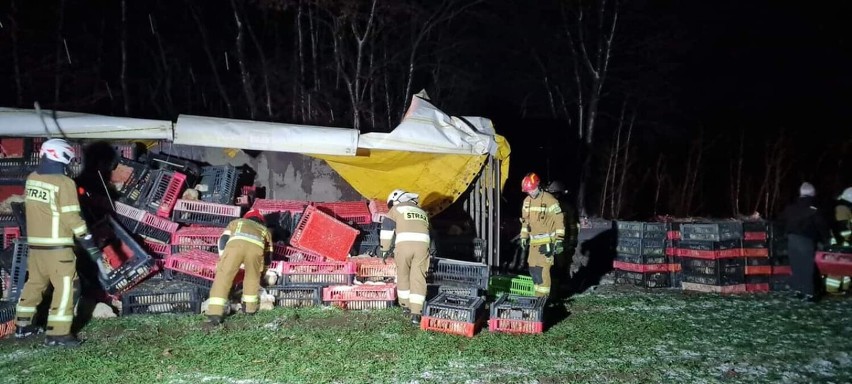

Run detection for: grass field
[[1, 286, 850, 384]]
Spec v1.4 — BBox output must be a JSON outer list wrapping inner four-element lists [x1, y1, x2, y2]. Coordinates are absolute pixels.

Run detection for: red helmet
[[521, 172, 541, 193], [243, 209, 265, 223]]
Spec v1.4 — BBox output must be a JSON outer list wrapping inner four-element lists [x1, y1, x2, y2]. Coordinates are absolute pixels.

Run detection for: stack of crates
[[1, 214, 20, 250], [427, 257, 489, 299], [678, 221, 746, 293], [613, 221, 678, 288], [488, 294, 547, 334], [350, 256, 396, 284], [742, 221, 772, 293], [5, 239, 28, 301], [421, 292, 487, 337], [197, 165, 238, 205], [665, 221, 684, 288]]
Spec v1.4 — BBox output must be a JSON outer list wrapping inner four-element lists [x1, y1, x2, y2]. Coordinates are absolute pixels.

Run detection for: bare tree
[[54, 0, 67, 104], [190, 2, 234, 117], [231, 0, 258, 119], [653, 154, 667, 217]]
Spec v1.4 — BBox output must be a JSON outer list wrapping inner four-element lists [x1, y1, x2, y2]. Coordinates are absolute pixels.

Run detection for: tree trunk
[[190, 3, 233, 117], [231, 0, 257, 119], [243, 1, 273, 118], [10, 0, 23, 106], [54, 0, 67, 105]]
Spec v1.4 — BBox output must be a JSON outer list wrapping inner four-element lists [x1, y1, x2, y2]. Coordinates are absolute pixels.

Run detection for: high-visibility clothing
[[223, 219, 273, 255], [208, 218, 272, 317], [831, 202, 852, 246], [16, 248, 78, 336], [520, 191, 563, 297], [381, 201, 430, 315], [24, 172, 88, 246]]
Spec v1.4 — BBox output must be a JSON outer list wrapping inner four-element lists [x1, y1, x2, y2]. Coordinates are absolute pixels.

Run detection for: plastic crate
[[113, 201, 146, 233], [265, 285, 322, 307], [164, 250, 244, 284], [0, 158, 38, 185], [435, 284, 480, 298], [120, 280, 205, 315], [816, 251, 852, 276], [289, 205, 359, 262], [313, 201, 372, 225], [137, 211, 180, 244], [117, 164, 152, 206], [171, 199, 240, 227], [428, 257, 489, 290], [94, 217, 158, 295], [170, 227, 224, 254], [111, 158, 147, 188], [368, 199, 389, 223], [676, 239, 743, 259], [278, 261, 356, 286], [198, 165, 238, 205], [681, 257, 745, 286], [323, 283, 396, 303], [352, 223, 381, 256], [8, 238, 28, 301], [137, 170, 186, 218], [615, 253, 668, 265], [3, 226, 20, 249], [487, 275, 513, 297], [351, 256, 396, 281], [616, 237, 666, 256], [616, 221, 667, 239], [613, 261, 672, 274], [614, 270, 672, 288], [421, 293, 487, 337], [272, 243, 326, 263], [488, 293, 546, 334], [510, 275, 535, 296], [251, 199, 310, 216], [143, 238, 171, 259], [680, 222, 743, 242]]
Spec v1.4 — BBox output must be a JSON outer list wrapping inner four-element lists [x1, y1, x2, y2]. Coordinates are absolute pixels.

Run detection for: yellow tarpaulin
[[312, 134, 511, 215]]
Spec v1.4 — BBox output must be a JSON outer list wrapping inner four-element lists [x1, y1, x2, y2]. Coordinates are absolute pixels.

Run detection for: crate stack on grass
[[678, 221, 747, 293], [426, 257, 489, 299], [613, 221, 678, 288], [488, 294, 547, 334], [665, 221, 684, 288], [742, 221, 772, 293], [421, 292, 487, 337]]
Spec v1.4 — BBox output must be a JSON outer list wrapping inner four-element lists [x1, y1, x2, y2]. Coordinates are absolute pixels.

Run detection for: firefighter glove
[[538, 243, 553, 256], [381, 250, 392, 264], [554, 240, 564, 255], [520, 238, 529, 250], [79, 234, 103, 263]]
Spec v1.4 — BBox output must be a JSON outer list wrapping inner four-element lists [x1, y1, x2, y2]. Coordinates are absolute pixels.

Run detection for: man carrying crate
[[204, 209, 273, 329], [382, 189, 431, 325]]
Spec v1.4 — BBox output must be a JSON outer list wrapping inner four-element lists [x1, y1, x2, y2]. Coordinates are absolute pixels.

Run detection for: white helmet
[[839, 187, 852, 203], [39, 138, 76, 165], [387, 189, 419, 207]]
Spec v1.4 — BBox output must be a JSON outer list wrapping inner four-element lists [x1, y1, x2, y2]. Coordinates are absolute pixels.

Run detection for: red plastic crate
[[157, 172, 186, 218], [322, 284, 397, 301], [171, 226, 224, 254], [351, 257, 397, 280], [816, 251, 852, 276], [676, 248, 743, 259], [290, 205, 359, 262], [745, 265, 772, 275], [272, 243, 326, 262], [251, 199, 310, 215], [0, 320, 13, 339], [279, 260, 356, 285], [773, 265, 792, 276], [164, 250, 244, 283], [488, 318, 544, 334], [612, 261, 671, 274], [314, 201, 372, 225], [143, 238, 171, 258], [171, 199, 240, 227], [3, 227, 20, 249], [741, 248, 769, 257], [137, 211, 180, 243], [420, 316, 482, 338], [368, 199, 389, 223]]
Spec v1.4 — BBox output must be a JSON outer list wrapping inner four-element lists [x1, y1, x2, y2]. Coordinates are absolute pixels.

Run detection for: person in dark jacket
[[780, 182, 832, 302]]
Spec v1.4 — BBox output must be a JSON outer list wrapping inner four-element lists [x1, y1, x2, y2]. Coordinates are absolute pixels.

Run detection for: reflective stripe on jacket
[[25, 172, 88, 246]]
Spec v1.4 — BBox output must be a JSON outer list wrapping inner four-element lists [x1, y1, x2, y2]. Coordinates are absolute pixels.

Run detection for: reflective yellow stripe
[[242, 295, 259, 303], [395, 232, 430, 243], [57, 276, 72, 318], [47, 315, 74, 323], [380, 230, 395, 240], [27, 180, 60, 191], [547, 204, 562, 214], [528, 207, 546, 212], [72, 224, 88, 236], [208, 297, 229, 306], [535, 286, 551, 293], [27, 236, 75, 246], [16, 306, 37, 313], [409, 294, 426, 305], [554, 229, 565, 235], [520, 227, 529, 233], [60, 205, 81, 213], [222, 230, 232, 236], [397, 290, 410, 299]]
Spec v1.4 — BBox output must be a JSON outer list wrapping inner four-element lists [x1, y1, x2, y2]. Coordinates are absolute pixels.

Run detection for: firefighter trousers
[[15, 248, 79, 336], [788, 234, 818, 297], [208, 241, 263, 317], [395, 242, 429, 315], [527, 244, 553, 297]]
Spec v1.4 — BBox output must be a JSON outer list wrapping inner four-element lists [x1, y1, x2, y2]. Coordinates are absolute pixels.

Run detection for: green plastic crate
[[489, 275, 513, 296], [510, 275, 535, 296]]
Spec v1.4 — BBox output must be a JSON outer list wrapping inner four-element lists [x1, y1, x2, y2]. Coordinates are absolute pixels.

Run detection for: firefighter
[[780, 182, 832, 302], [381, 189, 430, 325], [16, 138, 102, 347], [544, 180, 579, 275], [204, 209, 272, 329], [519, 173, 565, 297], [825, 187, 852, 294]]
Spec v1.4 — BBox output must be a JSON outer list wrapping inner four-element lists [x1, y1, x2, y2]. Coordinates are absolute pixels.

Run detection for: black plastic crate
[[680, 222, 743, 242], [746, 257, 772, 266], [427, 283, 481, 300], [198, 164, 238, 205], [770, 275, 792, 291], [112, 157, 148, 189], [351, 223, 381, 256], [93, 217, 158, 295], [742, 240, 768, 249], [163, 269, 214, 290], [147, 153, 201, 186], [118, 166, 153, 207], [616, 237, 666, 256], [0, 215, 17, 227], [265, 285, 322, 308], [678, 239, 742, 251], [616, 221, 667, 239], [171, 200, 240, 227], [615, 253, 668, 264], [8, 238, 28, 301], [120, 280, 205, 315], [422, 292, 487, 323], [0, 300, 14, 323], [490, 293, 546, 322], [428, 257, 489, 291], [615, 270, 672, 288], [0, 158, 38, 185], [136, 169, 183, 214], [680, 257, 745, 286]]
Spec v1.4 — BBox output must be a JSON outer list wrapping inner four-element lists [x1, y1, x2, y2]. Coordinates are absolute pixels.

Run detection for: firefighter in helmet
[[826, 187, 852, 294], [204, 208, 273, 329], [519, 173, 565, 297], [16, 138, 102, 347], [381, 189, 430, 325]]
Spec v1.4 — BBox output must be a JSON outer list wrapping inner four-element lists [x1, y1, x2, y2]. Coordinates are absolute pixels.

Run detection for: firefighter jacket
[[221, 218, 273, 264], [24, 172, 89, 247], [520, 191, 565, 246], [380, 201, 430, 252], [831, 200, 852, 246]]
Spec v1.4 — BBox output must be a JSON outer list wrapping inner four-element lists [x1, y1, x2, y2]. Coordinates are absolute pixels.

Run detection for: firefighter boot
[[402, 306, 411, 316], [14, 325, 44, 339], [241, 303, 257, 315], [410, 313, 421, 326], [202, 315, 224, 331], [43, 335, 82, 347]]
